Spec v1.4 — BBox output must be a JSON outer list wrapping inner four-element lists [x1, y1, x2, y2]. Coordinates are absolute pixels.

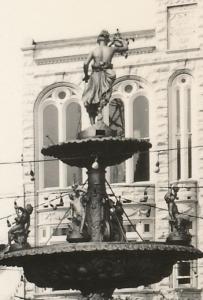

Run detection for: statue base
[[166, 232, 192, 246], [80, 289, 114, 300], [78, 120, 116, 139]]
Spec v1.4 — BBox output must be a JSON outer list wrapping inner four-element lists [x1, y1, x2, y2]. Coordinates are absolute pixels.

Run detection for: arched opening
[[43, 105, 59, 187], [109, 98, 125, 183], [66, 102, 82, 186], [133, 96, 149, 181]]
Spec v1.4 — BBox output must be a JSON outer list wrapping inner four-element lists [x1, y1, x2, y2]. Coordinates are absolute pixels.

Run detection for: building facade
[[22, 0, 203, 299]]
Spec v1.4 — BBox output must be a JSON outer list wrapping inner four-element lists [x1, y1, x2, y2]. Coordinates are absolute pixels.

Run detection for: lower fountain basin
[[0, 242, 202, 292]]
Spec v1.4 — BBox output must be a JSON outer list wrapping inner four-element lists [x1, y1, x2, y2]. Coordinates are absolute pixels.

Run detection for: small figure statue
[[164, 186, 191, 245], [82, 29, 128, 125], [7, 201, 33, 250], [164, 186, 179, 227], [110, 199, 125, 241], [67, 185, 90, 242], [102, 197, 125, 242]]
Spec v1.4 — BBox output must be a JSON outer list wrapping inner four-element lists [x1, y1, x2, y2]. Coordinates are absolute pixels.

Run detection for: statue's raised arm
[[82, 29, 129, 125]]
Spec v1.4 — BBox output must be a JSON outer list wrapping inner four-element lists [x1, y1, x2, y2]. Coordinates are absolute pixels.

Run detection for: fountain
[[0, 30, 203, 300]]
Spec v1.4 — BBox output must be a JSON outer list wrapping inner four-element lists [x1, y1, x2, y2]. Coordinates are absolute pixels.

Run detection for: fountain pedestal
[[86, 167, 106, 242]]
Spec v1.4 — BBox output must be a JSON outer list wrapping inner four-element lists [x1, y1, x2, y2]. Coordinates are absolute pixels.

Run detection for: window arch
[[169, 73, 193, 181], [109, 98, 125, 183], [133, 96, 149, 182], [109, 77, 151, 183], [66, 102, 82, 186], [35, 83, 82, 189], [43, 104, 59, 188]]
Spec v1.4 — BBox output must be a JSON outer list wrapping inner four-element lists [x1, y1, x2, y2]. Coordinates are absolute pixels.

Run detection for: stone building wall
[[22, 0, 203, 299]]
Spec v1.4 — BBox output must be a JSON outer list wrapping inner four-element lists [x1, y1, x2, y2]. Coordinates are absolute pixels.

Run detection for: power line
[[120, 197, 203, 220], [45, 207, 71, 245], [0, 180, 88, 222], [0, 192, 71, 222], [0, 142, 203, 167]]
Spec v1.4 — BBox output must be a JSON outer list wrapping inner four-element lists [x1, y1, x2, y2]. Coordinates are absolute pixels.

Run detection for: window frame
[[168, 73, 194, 181], [108, 80, 153, 184], [35, 83, 83, 191]]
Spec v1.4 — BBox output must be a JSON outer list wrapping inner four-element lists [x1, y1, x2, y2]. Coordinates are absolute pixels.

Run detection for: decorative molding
[[34, 46, 156, 65], [166, 0, 197, 7], [22, 29, 155, 51]]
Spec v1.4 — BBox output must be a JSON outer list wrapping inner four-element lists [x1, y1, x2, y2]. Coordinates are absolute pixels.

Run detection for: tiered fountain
[[0, 30, 203, 300]]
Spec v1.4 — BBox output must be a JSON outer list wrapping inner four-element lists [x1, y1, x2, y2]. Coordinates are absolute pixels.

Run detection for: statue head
[[26, 204, 33, 214], [97, 30, 110, 44]]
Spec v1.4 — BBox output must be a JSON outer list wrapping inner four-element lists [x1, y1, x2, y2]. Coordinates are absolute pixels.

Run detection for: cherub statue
[[82, 29, 129, 124], [103, 197, 125, 242], [164, 186, 179, 226], [7, 201, 33, 250], [164, 186, 191, 245], [67, 185, 89, 242]]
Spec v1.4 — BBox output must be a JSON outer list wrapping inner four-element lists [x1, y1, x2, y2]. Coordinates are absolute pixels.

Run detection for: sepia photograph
[[0, 0, 203, 299]]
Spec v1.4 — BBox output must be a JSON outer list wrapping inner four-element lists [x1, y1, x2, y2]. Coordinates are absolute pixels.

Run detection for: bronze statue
[[164, 186, 191, 245], [67, 185, 90, 242], [82, 29, 128, 124], [7, 201, 33, 250], [164, 186, 179, 226], [102, 197, 125, 242]]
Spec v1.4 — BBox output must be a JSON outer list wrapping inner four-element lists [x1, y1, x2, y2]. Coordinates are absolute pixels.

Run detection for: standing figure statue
[[164, 186, 179, 228], [82, 29, 128, 124], [164, 186, 191, 245], [7, 201, 33, 250], [67, 185, 90, 242]]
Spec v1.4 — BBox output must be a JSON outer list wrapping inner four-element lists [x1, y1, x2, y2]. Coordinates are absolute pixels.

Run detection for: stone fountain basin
[[41, 137, 151, 168], [0, 242, 202, 292]]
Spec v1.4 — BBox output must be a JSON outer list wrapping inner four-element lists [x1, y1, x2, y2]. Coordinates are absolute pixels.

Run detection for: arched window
[[133, 96, 150, 181], [109, 98, 125, 183], [169, 74, 193, 180], [66, 102, 82, 186], [109, 78, 151, 184], [43, 105, 59, 188], [36, 85, 82, 189]]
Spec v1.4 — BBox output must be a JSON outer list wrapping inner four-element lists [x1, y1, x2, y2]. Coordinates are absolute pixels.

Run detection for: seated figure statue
[[8, 201, 33, 250]]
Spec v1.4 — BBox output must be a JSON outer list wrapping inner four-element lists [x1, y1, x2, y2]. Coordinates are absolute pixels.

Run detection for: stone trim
[[22, 29, 155, 51], [166, 0, 197, 7], [34, 46, 156, 65]]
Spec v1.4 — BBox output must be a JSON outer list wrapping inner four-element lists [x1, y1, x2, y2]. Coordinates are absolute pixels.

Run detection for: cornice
[[34, 46, 156, 65], [22, 29, 155, 51]]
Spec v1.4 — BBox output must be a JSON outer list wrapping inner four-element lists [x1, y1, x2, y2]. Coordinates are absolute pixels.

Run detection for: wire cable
[[45, 207, 71, 245], [0, 142, 203, 167], [105, 179, 144, 240], [120, 197, 203, 220]]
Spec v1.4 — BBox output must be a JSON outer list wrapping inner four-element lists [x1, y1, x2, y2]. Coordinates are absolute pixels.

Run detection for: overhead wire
[[0, 192, 71, 222], [0, 180, 88, 222], [0, 188, 202, 224], [0, 142, 203, 167], [45, 206, 71, 245]]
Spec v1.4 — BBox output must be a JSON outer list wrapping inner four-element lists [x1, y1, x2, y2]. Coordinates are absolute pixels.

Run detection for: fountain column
[[86, 166, 106, 242]]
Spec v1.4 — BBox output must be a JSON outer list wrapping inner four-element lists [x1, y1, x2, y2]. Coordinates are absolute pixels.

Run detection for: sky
[[0, 0, 155, 242]]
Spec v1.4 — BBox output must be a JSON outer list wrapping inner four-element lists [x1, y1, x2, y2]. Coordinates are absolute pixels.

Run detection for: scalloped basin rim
[[41, 137, 152, 168], [1, 242, 202, 291], [1, 242, 203, 260]]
